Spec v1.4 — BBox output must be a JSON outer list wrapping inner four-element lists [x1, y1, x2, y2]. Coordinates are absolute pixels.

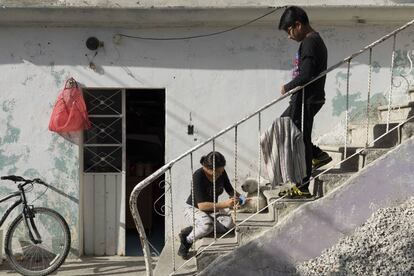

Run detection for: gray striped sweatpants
[[184, 204, 234, 244]]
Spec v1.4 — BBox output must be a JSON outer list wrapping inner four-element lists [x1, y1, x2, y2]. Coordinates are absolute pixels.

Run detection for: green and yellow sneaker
[[278, 183, 313, 199]]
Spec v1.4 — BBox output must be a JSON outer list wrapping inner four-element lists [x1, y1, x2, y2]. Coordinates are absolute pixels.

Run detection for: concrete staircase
[[154, 88, 414, 276], [315, 87, 414, 198], [199, 135, 414, 275]]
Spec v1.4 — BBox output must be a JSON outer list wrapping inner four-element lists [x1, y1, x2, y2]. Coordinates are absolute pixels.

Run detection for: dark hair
[[200, 151, 226, 169], [278, 6, 309, 31]]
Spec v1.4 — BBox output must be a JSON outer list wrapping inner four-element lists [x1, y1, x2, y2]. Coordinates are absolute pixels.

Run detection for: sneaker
[[294, 188, 313, 199], [279, 185, 313, 199], [180, 226, 193, 236], [177, 229, 193, 259], [312, 151, 333, 171]]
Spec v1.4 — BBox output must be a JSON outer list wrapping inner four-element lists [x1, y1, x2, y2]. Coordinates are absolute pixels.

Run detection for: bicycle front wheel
[[5, 207, 71, 276]]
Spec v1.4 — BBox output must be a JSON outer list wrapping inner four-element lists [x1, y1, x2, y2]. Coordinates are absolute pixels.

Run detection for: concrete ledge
[[0, 6, 413, 27], [378, 101, 414, 123], [154, 237, 197, 276]]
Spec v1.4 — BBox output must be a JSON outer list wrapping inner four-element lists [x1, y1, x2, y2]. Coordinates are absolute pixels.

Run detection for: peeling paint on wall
[[0, 100, 23, 174], [332, 91, 387, 122], [49, 62, 69, 87], [372, 61, 381, 73], [0, 73, 79, 255], [23, 168, 41, 178]]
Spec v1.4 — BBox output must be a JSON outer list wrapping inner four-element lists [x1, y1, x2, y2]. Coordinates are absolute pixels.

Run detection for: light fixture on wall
[[85, 37, 104, 73], [86, 37, 104, 51], [187, 112, 194, 135]]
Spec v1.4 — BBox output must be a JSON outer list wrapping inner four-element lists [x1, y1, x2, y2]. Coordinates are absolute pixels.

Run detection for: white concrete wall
[[1, 3, 414, 28], [2, 0, 414, 8], [0, 20, 413, 248]]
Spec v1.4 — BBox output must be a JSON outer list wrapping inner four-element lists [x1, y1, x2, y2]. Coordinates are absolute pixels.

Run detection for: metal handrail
[[130, 18, 414, 276], [171, 114, 414, 275]]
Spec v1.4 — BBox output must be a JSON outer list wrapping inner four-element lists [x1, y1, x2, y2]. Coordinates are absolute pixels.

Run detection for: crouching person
[[178, 151, 239, 259]]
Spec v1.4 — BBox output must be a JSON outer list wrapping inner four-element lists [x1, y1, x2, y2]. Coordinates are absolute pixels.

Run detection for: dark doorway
[[125, 89, 165, 256]]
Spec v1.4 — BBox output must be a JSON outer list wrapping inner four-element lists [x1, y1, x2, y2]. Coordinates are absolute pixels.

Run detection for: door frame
[[79, 88, 126, 256], [79, 87, 165, 256]]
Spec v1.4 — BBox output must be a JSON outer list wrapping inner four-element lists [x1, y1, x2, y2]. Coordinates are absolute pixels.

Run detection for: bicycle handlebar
[[1, 175, 47, 185]]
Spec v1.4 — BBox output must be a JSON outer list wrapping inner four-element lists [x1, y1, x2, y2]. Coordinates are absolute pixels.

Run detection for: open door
[[125, 89, 165, 256]]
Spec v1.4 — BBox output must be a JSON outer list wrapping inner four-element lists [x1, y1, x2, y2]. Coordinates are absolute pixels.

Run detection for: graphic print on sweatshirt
[[293, 51, 300, 78]]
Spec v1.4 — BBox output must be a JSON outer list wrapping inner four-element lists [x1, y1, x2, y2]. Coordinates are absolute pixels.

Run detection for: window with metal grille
[[83, 89, 123, 173]]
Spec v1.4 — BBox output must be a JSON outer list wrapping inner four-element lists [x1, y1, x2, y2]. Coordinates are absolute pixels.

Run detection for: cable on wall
[[114, 6, 286, 42]]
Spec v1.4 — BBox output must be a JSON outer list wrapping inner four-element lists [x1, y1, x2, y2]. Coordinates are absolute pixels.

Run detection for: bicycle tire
[[4, 207, 71, 276]]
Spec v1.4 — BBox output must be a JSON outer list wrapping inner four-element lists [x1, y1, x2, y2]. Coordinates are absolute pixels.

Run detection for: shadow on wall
[[0, 27, 290, 70], [45, 182, 78, 204]]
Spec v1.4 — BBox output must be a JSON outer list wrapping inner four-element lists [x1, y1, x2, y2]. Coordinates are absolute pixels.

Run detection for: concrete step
[[235, 188, 316, 247], [378, 101, 414, 123], [348, 122, 400, 148], [318, 145, 360, 172], [314, 171, 354, 197], [263, 188, 315, 221], [313, 147, 394, 196], [357, 147, 390, 170], [235, 211, 275, 227], [349, 120, 414, 148], [313, 148, 391, 197], [234, 198, 277, 246], [401, 121, 414, 142], [236, 225, 271, 246], [154, 237, 197, 276], [196, 235, 238, 271], [195, 234, 238, 252]]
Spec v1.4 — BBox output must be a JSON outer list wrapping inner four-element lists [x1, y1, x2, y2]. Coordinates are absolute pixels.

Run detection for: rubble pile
[[297, 197, 414, 276]]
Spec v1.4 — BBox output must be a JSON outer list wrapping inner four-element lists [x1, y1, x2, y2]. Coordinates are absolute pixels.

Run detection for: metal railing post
[[212, 140, 217, 240], [344, 59, 351, 159], [301, 88, 305, 133], [386, 34, 397, 132], [190, 153, 196, 251], [366, 48, 373, 147], [233, 126, 238, 229], [168, 168, 176, 272], [257, 113, 262, 212]]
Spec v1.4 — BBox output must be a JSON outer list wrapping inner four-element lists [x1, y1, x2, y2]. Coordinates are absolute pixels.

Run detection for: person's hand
[[225, 198, 239, 209], [280, 85, 286, 95]]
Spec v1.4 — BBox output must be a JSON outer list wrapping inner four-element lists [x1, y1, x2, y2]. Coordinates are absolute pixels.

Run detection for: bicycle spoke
[[6, 208, 70, 274]]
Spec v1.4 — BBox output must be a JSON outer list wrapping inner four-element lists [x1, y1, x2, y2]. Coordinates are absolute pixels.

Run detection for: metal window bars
[[128, 18, 414, 276]]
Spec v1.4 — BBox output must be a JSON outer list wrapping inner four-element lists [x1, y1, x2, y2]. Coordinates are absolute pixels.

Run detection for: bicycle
[[0, 175, 71, 276]]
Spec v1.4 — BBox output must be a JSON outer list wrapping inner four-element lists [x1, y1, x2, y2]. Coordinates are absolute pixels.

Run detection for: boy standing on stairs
[[279, 6, 332, 195]]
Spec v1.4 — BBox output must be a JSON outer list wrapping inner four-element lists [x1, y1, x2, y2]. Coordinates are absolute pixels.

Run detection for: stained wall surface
[[0, 17, 413, 251]]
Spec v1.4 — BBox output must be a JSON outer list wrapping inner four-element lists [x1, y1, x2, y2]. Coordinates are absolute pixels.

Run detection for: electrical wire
[[116, 6, 286, 41]]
